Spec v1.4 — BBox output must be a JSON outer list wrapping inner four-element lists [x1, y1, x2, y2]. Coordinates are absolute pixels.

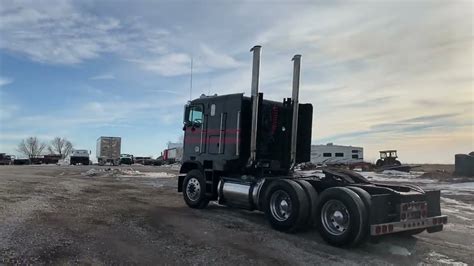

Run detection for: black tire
[[294, 180, 318, 228], [182, 170, 209, 209], [375, 159, 384, 167], [346, 186, 371, 244], [316, 187, 368, 247], [394, 160, 402, 166], [263, 179, 309, 232]]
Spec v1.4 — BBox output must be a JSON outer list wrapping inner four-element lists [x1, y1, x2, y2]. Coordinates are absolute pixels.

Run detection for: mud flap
[[178, 174, 185, 192]]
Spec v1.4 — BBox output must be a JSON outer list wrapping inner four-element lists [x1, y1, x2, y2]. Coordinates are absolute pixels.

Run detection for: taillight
[[388, 224, 394, 232], [375, 226, 381, 234]]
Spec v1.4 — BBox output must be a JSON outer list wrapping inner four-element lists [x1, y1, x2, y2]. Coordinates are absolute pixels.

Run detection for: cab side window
[[189, 105, 203, 124]]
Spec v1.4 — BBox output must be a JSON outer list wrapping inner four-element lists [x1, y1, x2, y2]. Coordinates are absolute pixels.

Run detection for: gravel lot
[[0, 165, 473, 265]]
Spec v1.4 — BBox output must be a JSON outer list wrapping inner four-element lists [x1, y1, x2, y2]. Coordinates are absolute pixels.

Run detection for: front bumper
[[370, 215, 448, 236]]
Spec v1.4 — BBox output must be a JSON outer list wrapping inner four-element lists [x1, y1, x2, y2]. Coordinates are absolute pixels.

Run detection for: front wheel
[[182, 170, 209, 209]]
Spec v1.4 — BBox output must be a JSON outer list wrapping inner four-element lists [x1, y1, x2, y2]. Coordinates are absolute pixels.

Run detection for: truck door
[[183, 104, 205, 157]]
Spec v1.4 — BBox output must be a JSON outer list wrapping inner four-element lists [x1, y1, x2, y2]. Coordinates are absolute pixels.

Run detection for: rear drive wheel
[[183, 170, 209, 209], [294, 180, 318, 228], [346, 186, 371, 243], [317, 187, 368, 247], [264, 179, 309, 232]]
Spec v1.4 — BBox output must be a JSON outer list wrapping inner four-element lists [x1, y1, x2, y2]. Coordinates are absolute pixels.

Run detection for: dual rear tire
[[263, 181, 368, 246]]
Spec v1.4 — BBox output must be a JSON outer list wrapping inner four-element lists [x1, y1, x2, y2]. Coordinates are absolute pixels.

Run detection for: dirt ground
[[0, 165, 472, 265]]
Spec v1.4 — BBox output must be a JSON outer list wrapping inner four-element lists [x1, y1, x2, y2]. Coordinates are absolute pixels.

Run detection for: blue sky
[[0, 0, 472, 163]]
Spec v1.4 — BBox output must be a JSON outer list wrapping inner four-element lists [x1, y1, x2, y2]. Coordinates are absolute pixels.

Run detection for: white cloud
[[0, 0, 166, 65], [133, 53, 192, 76], [0, 76, 13, 87], [90, 73, 116, 80], [132, 44, 243, 76]]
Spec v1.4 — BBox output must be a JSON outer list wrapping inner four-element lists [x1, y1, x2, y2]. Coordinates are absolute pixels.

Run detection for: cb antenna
[[189, 56, 193, 100]]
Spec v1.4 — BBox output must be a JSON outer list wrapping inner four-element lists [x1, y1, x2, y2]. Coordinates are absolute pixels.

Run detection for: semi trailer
[[177, 45, 447, 247], [96, 136, 121, 166]]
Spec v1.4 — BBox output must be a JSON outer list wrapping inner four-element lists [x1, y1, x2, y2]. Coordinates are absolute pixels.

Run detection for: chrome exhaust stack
[[290, 54, 301, 168], [249, 45, 261, 164]]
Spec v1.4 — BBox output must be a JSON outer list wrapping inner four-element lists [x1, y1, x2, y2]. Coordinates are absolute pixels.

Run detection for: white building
[[311, 143, 364, 165]]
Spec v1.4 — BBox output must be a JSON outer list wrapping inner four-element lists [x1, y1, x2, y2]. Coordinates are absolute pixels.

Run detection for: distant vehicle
[[13, 158, 30, 165], [310, 143, 363, 165], [96, 136, 121, 166], [30, 154, 62, 165], [163, 147, 183, 164], [0, 153, 13, 165], [70, 150, 90, 165], [43, 154, 61, 164], [134, 156, 153, 165], [376, 150, 401, 167], [119, 154, 134, 165]]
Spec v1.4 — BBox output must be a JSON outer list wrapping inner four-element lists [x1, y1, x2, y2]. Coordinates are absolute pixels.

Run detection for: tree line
[[17, 137, 73, 159]]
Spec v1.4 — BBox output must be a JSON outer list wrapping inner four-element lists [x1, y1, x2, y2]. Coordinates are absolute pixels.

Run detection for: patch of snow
[[426, 182, 474, 196], [81, 168, 175, 178], [388, 245, 412, 256], [82, 168, 100, 176], [135, 172, 175, 178], [441, 197, 474, 212], [426, 251, 467, 266], [360, 171, 437, 184]]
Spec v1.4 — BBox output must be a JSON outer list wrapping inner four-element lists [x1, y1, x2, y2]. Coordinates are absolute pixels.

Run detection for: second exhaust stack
[[249, 45, 261, 164], [290, 54, 301, 168]]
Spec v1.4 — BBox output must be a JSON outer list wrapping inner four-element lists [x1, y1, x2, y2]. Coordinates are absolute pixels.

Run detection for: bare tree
[[48, 137, 73, 159], [17, 137, 46, 159]]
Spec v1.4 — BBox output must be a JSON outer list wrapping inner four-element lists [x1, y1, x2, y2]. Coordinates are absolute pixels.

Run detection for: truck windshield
[[188, 105, 203, 125]]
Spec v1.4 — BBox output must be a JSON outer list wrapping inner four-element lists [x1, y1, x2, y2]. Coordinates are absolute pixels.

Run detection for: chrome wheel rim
[[321, 200, 350, 236], [270, 190, 292, 222], [186, 177, 201, 201]]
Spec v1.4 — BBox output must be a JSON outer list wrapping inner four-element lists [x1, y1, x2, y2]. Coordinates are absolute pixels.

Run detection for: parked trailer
[[311, 143, 363, 165], [177, 46, 447, 247], [96, 136, 121, 166]]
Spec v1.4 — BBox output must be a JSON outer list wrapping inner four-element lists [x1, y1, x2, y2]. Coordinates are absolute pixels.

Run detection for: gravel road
[[0, 165, 472, 265]]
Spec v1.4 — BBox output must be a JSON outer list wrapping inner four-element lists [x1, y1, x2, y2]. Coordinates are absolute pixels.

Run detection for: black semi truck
[[178, 45, 447, 247]]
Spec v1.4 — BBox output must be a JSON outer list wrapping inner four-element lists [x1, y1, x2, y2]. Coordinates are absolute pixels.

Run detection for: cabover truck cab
[[178, 46, 447, 247]]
